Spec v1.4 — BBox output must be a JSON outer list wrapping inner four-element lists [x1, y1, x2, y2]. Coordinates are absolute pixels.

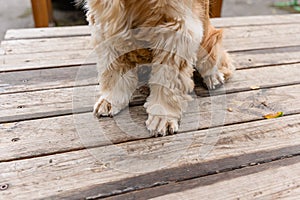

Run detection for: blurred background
[[0, 0, 299, 40]]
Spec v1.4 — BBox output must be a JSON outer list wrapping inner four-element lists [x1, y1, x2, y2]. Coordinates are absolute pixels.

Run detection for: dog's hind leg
[[194, 0, 235, 90], [195, 25, 235, 90]]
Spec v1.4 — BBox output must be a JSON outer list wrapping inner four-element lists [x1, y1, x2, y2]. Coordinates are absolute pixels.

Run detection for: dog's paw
[[93, 98, 120, 118], [145, 115, 179, 137], [93, 99, 112, 118], [203, 70, 225, 90]]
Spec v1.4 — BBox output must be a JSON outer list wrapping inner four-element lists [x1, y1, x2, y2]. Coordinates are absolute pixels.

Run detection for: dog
[[80, 0, 234, 137]]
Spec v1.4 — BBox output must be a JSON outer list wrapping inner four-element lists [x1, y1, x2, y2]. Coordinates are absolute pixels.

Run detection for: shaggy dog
[[80, 0, 234, 137]]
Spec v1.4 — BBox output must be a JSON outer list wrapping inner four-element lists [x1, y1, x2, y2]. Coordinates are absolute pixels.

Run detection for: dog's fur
[[81, 0, 234, 136]]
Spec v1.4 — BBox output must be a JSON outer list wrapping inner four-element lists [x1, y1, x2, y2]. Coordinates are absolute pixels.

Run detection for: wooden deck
[[1, 15, 300, 199]]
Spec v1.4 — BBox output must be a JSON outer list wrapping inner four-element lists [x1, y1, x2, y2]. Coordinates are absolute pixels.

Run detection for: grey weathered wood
[[0, 50, 92, 72], [1, 23, 300, 55], [0, 85, 95, 123], [0, 45, 299, 73], [0, 64, 97, 94], [1, 14, 300, 200], [1, 84, 300, 161], [195, 63, 300, 95], [212, 14, 300, 27], [1, 52, 299, 94], [226, 34, 300, 52], [0, 36, 91, 55], [108, 156, 300, 200], [0, 114, 299, 199], [150, 159, 300, 200], [232, 46, 300, 69], [224, 23, 300, 39], [4, 15, 300, 40], [1, 65, 300, 123], [4, 26, 90, 40]]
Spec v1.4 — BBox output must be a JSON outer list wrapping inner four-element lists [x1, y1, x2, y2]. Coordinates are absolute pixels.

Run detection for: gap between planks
[[103, 155, 300, 200], [1, 24, 300, 73], [1, 23, 300, 56], [1, 63, 300, 123], [0, 46, 300, 95], [1, 83, 300, 162], [0, 113, 300, 199], [0, 45, 300, 73], [0, 13, 300, 198], [4, 14, 300, 40]]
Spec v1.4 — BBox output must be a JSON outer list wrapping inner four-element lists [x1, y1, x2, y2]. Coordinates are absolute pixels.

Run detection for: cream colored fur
[[82, 0, 234, 137]]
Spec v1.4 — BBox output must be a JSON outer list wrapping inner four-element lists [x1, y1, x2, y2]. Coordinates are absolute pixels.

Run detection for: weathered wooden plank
[[0, 47, 4, 56], [232, 46, 300, 69], [1, 83, 300, 161], [4, 15, 300, 40], [109, 156, 300, 200], [1, 46, 299, 73], [194, 63, 300, 95], [0, 86, 94, 123], [150, 160, 300, 200], [1, 24, 300, 55], [0, 50, 92, 72], [1, 64, 300, 122], [224, 23, 300, 39], [1, 15, 299, 200], [5, 23, 300, 44], [0, 36, 91, 55], [0, 114, 299, 199], [1, 54, 300, 95], [0, 64, 97, 94], [4, 26, 90, 40], [226, 34, 300, 52], [212, 14, 300, 27]]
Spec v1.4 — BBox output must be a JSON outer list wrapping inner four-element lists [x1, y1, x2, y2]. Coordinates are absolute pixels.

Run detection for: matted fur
[[81, 0, 234, 136]]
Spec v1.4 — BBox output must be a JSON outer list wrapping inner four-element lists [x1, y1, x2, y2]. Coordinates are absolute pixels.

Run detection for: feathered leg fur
[[83, 0, 235, 136]]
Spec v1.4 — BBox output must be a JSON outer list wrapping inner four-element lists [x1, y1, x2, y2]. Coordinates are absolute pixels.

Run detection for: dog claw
[[146, 115, 179, 137], [169, 128, 174, 135], [204, 70, 225, 90], [93, 98, 119, 118]]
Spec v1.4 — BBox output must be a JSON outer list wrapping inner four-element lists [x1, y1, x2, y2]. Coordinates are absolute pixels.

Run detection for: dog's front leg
[[94, 61, 138, 118], [144, 55, 194, 137]]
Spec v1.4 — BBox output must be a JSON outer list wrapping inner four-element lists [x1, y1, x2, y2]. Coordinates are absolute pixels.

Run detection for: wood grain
[[31, 0, 50, 28], [0, 49, 92, 72], [0, 36, 91, 55], [0, 114, 299, 199], [1, 14, 300, 199], [4, 26, 90, 40], [210, 0, 223, 18], [4, 15, 300, 40], [150, 160, 300, 200], [212, 14, 300, 28], [1, 64, 300, 122], [0, 64, 96, 94], [108, 156, 300, 200], [1, 46, 299, 73], [1, 84, 300, 161], [1, 24, 300, 55], [1, 52, 300, 94]]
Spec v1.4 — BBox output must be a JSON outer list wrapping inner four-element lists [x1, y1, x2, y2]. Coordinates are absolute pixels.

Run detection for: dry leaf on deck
[[263, 112, 284, 119]]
